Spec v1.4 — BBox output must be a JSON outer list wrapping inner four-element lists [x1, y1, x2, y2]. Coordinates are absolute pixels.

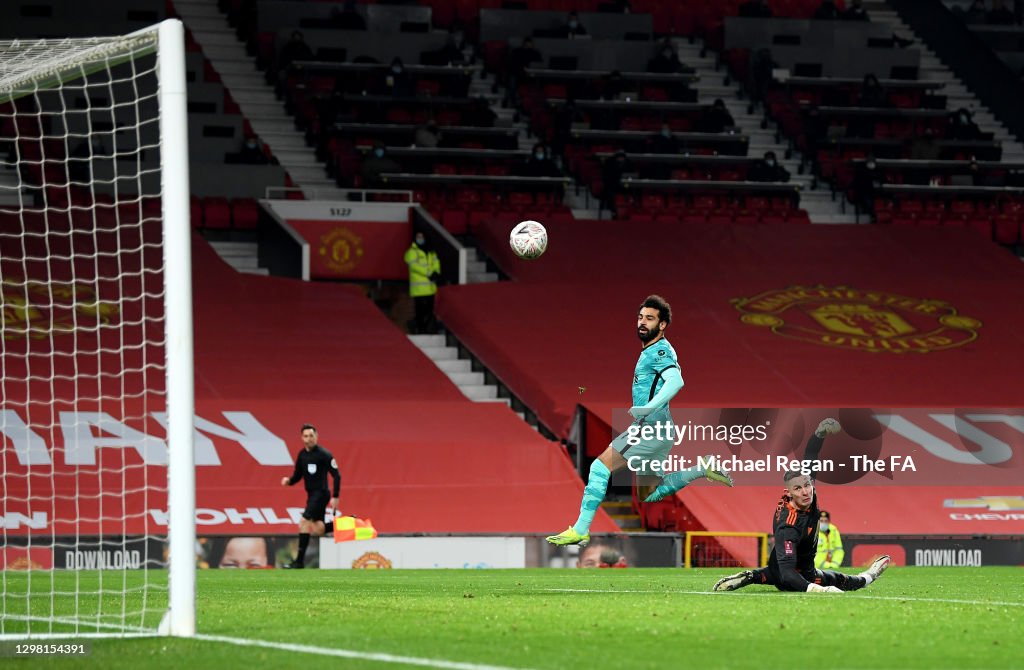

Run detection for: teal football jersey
[[631, 339, 680, 425]]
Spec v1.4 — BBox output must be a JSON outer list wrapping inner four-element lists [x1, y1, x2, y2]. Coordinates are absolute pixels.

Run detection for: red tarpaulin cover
[[439, 221, 1024, 435]]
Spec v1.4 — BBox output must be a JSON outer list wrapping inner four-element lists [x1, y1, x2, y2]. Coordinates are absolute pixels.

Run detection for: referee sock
[[572, 460, 611, 536], [297, 533, 310, 563]]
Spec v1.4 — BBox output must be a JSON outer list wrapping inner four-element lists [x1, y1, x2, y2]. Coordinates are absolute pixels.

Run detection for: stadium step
[[601, 501, 644, 531], [409, 334, 445, 347], [230, 87, 281, 106], [219, 73, 268, 89], [459, 385, 499, 401], [415, 345, 458, 361], [237, 100, 288, 118], [191, 31, 242, 47], [287, 166, 330, 182], [207, 241, 269, 275], [174, 1, 222, 18], [434, 358, 472, 374], [609, 514, 644, 531]]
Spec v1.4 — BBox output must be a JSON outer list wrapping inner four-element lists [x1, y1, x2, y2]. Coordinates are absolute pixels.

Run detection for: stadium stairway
[[873, 0, 1024, 163], [407, 333, 510, 405], [172, 0, 328, 196], [601, 499, 644, 532], [679, 38, 855, 222], [207, 240, 269, 275], [466, 246, 500, 283]]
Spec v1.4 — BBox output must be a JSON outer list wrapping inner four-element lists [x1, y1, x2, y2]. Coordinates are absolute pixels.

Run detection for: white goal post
[[0, 19, 194, 638]]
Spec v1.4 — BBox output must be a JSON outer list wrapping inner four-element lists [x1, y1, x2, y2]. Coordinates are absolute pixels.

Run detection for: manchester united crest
[[319, 227, 364, 274], [1, 279, 118, 340], [732, 285, 981, 353]]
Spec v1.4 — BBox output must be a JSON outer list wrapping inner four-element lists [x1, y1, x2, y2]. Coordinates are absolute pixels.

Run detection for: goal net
[[0, 20, 194, 638]]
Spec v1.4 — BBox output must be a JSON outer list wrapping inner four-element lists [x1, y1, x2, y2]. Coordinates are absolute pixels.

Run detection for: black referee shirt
[[287, 445, 341, 496]]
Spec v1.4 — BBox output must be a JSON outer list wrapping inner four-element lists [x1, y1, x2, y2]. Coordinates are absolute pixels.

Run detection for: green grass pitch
[[2, 568, 1022, 669]]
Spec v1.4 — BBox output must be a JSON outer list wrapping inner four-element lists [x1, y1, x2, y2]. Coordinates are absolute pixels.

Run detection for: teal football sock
[[644, 466, 706, 502], [572, 460, 611, 535]]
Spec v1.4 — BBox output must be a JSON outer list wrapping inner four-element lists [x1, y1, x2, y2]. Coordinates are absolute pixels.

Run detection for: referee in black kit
[[280, 424, 341, 568]]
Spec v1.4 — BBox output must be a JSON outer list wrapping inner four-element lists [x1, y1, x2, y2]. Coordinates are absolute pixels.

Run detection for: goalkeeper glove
[[806, 583, 843, 593]]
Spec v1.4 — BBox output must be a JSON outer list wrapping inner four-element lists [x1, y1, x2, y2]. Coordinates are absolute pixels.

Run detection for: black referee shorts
[[302, 489, 331, 522]]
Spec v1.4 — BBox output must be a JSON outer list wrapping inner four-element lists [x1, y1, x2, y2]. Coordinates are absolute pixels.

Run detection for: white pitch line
[[193, 633, 535, 670], [540, 588, 1024, 608]]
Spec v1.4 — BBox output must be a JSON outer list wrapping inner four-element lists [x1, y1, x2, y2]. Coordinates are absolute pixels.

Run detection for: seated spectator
[[449, 23, 476, 64], [948, 107, 984, 140], [519, 143, 563, 178], [423, 35, 467, 67], [278, 31, 313, 71], [601, 150, 635, 216], [908, 127, 942, 161], [466, 97, 497, 127], [738, 0, 773, 18], [234, 136, 270, 164], [695, 99, 735, 133], [648, 123, 680, 154], [857, 74, 889, 108], [413, 120, 441, 148], [505, 37, 543, 106], [424, 25, 474, 67], [748, 151, 791, 182], [552, 98, 585, 153], [381, 58, 415, 97], [842, 0, 869, 21], [360, 143, 401, 187], [988, 0, 1016, 24], [600, 70, 632, 100], [508, 37, 542, 77], [561, 11, 589, 39], [328, 0, 366, 30], [813, 0, 840, 20], [647, 39, 684, 74], [853, 155, 885, 212], [750, 48, 777, 106]]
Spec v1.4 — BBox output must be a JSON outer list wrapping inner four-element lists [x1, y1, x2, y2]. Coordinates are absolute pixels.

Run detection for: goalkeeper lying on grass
[[714, 418, 890, 594]]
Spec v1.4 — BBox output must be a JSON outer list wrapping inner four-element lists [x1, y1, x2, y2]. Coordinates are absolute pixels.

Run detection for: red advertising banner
[[0, 399, 619, 538], [289, 219, 411, 280]]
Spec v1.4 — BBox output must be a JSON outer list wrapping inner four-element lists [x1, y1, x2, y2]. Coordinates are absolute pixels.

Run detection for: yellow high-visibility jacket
[[404, 243, 440, 297], [815, 525, 845, 569]]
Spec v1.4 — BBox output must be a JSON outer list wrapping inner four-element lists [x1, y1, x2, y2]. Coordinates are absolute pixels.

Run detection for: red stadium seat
[[993, 215, 1019, 245], [442, 209, 468, 235], [232, 199, 259, 230], [967, 218, 992, 238], [203, 197, 231, 229]]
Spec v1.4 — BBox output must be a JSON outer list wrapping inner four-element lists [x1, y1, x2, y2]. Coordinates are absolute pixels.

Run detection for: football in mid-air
[[509, 220, 548, 260]]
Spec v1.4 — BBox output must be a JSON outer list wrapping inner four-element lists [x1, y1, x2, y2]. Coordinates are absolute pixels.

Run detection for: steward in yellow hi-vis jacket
[[404, 231, 441, 334], [815, 510, 845, 569]]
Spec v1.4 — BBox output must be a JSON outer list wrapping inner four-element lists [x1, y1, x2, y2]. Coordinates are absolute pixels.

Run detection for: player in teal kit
[[546, 295, 734, 547]]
